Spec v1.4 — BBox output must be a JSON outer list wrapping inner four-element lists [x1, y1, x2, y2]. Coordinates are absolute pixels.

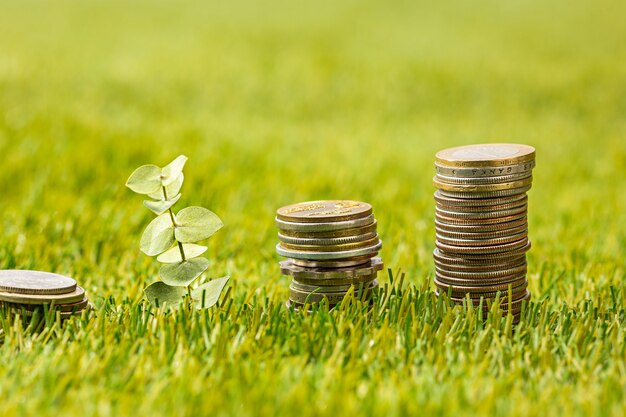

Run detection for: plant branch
[[162, 185, 186, 262]]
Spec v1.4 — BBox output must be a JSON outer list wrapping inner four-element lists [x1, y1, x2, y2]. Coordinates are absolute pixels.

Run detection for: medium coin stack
[[0, 270, 90, 319], [276, 200, 383, 309], [433, 144, 535, 321]]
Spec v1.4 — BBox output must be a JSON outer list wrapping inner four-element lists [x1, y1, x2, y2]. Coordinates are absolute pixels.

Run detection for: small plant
[[126, 155, 229, 309]]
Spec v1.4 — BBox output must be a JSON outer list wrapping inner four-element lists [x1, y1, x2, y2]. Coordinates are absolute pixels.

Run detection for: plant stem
[[162, 185, 186, 261]]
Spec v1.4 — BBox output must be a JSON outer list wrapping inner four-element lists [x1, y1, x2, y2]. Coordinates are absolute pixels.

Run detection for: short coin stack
[[433, 144, 535, 321], [276, 200, 383, 309], [0, 270, 90, 319]]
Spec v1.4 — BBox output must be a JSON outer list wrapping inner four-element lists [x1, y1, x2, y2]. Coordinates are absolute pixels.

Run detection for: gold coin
[[435, 160, 536, 177], [278, 236, 380, 252], [433, 176, 533, 192], [278, 222, 377, 239], [435, 212, 527, 226], [278, 232, 378, 246], [435, 171, 532, 185], [435, 144, 535, 168], [437, 185, 532, 199], [276, 200, 372, 223]]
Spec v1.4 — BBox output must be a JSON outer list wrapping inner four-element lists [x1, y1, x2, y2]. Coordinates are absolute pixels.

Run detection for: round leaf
[[159, 257, 209, 286], [126, 164, 162, 194], [148, 173, 184, 200], [140, 213, 175, 256], [144, 281, 185, 309], [161, 155, 188, 186], [143, 194, 181, 215], [174, 207, 223, 243], [192, 276, 230, 309], [157, 244, 208, 263]]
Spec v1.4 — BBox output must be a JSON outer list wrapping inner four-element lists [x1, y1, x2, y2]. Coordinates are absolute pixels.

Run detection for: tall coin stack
[[433, 144, 535, 322], [0, 270, 91, 320], [275, 200, 383, 309]]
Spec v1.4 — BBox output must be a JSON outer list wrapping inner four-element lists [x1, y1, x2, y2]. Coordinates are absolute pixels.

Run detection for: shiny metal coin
[[435, 211, 527, 225], [435, 224, 528, 239], [433, 246, 529, 264], [435, 271, 527, 287], [278, 232, 378, 246], [435, 197, 527, 213], [435, 276, 527, 293], [434, 190, 528, 207], [435, 143, 536, 168], [280, 257, 384, 280], [290, 277, 377, 293], [436, 205, 527, 220], [289, 281, 378, 304], [276, 240, 382, 260], [277, 200, 372, 223], [436, 239, 531, 257], [435, 171, 532, 185], [276, 214, 375, 232], [434, 217, 527, 233], [434, 257, 526, 272], [291, 256, 374, 268], [279, 236, 380, 252], [0, 270, 77, 295], [278, 222, 377, 239], [435, 160, 535, 178], [435, 231, 528, 247], [440, 289, 530, 305], [433, 176, 533, 193], [437, 185, 532, 199], [0, 286, 86, 305]]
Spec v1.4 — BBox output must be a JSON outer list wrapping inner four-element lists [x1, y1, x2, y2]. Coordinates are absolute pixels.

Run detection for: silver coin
[[290, 277, 377, 293], [435, 224, 528, 239], [280, 257, 384, 279], [0, 285, 86, 305], [276, 240, 382, 260], [278, 232, 378, 246], [437, 185, 532, 199], [434, 217, 528, 233], [291, 256, 374, 268], [435, 197, 528, 213], [435, 171, 532, 185], [435, 231, 528, 247], [435, 160, 535, 178], [275, 214, 375, 232], [0, 270, 77, 295], [435, 205, 527, 220], [434, 190, 528, 207]]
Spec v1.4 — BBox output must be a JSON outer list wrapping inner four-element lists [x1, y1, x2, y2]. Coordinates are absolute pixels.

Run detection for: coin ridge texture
[[435, 143, 536, 167], [0, 270, 77, 295], [276, 200, 372, 223]]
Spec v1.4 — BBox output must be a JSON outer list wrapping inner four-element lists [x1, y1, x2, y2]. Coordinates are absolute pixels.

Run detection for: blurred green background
[[1, 0, 624, 301], [0, 1, 625, 415]]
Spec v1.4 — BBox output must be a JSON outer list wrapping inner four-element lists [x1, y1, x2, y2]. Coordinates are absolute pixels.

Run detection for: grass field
[[1, 1, 626, 416]]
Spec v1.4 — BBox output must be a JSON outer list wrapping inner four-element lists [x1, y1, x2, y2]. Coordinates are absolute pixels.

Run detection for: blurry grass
[[0, 0, 625, 416]]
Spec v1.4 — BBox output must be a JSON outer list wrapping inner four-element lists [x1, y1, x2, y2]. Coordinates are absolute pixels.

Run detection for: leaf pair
[[126, 155, 188, 195], [144, 277, 230, 309], [140, 207, 223, 256]]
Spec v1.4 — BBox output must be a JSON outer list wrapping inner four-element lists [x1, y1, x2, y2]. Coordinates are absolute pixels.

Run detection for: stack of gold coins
[[275, 200, 383, 309], [0, 270, 90, 319], [433, 144, 535, 321]]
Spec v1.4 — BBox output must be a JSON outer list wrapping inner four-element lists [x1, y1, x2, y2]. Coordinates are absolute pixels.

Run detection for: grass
[[0, 0, 625, 415]]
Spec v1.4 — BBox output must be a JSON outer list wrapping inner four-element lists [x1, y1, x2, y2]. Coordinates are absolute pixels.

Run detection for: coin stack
[[275, 200, 383, 309], [0, 270, 90, 320], [433, 144, 535, 321]]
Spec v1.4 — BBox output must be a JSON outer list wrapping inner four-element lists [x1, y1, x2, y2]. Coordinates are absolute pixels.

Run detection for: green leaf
[[174, 206, 223, 243], [156, 243, 208, 263], [143, 194, 181, 215], [140, 213, 175, 256], [161, 155, 188, 186], [144, 282, 185, 309], [126, 164, 162, 194], [192, 276, 230, 309], [159, 257, 209, 286], [147, 173, 184, 200]]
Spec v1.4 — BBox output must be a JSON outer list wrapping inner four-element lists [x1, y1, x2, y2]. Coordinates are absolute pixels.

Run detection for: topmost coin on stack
[[0, 270, 90, 319], [275, 200, 383, 308], [432, 144, 536, 321]]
